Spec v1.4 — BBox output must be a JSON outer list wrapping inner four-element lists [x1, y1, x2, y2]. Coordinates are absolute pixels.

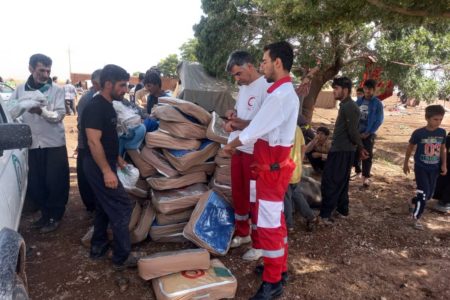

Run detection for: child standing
[[403, 105, 447, 230]]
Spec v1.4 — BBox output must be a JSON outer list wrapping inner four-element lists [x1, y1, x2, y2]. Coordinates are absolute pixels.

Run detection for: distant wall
[[70, 73, 178, 91]]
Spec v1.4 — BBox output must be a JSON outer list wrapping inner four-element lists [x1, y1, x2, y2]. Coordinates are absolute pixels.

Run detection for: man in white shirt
[[224, 41, 299, 300], [63, 79, 78, 115], [224, 51, 271, 262]]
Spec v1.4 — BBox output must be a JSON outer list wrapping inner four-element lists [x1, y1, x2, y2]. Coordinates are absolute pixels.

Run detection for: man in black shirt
[[143, 70, 168, 114], [80, 64, 134, 270], [319, 77, 368, 225]]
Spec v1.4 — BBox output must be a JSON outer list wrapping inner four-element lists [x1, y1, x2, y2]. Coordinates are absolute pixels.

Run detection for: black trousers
[[76, 148, 97, 212], [65, 99, 76, 115], [83, 156, 132, 266], [320, 151, 354, 218], [433, 173, 450, 205], [412, 166, 439, 219], [353, 134, 375, 177], [306, 152, 325, 172], [26, 146, 70, 221]]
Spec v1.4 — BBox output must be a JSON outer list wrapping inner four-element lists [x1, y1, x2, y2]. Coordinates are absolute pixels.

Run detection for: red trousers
[[253, 140, 295, 283], [231, 151, 260, 249]]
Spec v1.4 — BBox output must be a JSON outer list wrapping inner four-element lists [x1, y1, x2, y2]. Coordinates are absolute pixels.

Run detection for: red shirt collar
[[267, 76, 292, 94]]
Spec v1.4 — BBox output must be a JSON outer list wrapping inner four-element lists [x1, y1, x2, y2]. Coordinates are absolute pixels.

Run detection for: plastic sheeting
[[299, 175, 322, 207], [140, 147, 179, 178], [145, 130, 201, 150], [209, 179, 233, 206], [163, 140, 220, 172], [183, 191, 235, 256], [130, 200, 155, 244], [147, 172, 207, 191], [206, 112, 229, 145], [149, 222, 188, 243], [138, 248, 210, 281], [127, 150, 158, 178], [156, 209, 193, 226], [179, 161, 216, 176], [176, 61, 236, 117], [151, 183, 209, 214], [158, 96, 212, 126], [152, 258, 237, 300], [159, 121, 207, 140]]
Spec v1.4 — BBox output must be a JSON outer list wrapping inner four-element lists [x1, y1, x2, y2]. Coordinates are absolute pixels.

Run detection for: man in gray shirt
[[319, 77, 368, 224], [10, 53, 70, 233]]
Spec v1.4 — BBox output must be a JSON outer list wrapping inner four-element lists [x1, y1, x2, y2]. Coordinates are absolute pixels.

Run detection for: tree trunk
[[301, 66, 340, 123]]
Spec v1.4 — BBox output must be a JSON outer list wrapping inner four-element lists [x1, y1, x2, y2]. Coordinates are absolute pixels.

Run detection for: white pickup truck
[[0, 97, 32, 300]]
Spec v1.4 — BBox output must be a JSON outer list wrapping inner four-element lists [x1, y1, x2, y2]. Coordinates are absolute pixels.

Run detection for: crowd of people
[[5, 41, 449, 299]]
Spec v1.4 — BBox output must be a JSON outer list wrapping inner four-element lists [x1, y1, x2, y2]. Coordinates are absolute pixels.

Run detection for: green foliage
[[157, 54, 180, 78], [180, 39, 199, 62], [194, 0, 449, 103], [132, 71, 142, 77]]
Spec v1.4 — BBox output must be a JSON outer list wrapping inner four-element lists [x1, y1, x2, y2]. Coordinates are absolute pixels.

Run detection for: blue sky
[[0, 0, 203, 80]]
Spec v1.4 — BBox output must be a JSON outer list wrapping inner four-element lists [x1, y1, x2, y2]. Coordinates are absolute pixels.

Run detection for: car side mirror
[[0, 123, 32, 156]]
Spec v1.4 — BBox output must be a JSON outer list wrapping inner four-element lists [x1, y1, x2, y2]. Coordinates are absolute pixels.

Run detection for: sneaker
[[318, 217, 334, 226], [249, 281, 283, 299], [350, 172, 361, 181], [90, 243, 110, 260], [332, 211, 348, 220], [432, 202, 450, 213], [306, 217, 318, 232], [242, 248, 263, 261], [254, 265, 288, 286], [31, 217, 48, 229], [39, 218, 60, 234], [363, 177, 371, 187], [230, 235, 251, 248], [413, 220, 424, 231]]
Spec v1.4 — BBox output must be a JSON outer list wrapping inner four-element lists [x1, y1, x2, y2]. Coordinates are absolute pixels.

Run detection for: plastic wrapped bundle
[[152, 259, 237, 300], [138, 248, 210, 281], [151, 183, 209, 214], [156, 209, 194, 226], [159, 120, 207, 140], [214, 155, 231, 167], [179, 161, 216, 176], [145, 130, 201, 150], [125, 186, 148, 199], [206, 112, 229, 145], [299, 175, 322, 207], [130, 200, 156, 244], [163, 140, 220, 172], [147, 172, 207, 191], [141, 147, 179, 178], [209, 179, 233, 206], [149, 222, 188, 243], [112, 101, 142, 136], [183, 191, 235, 256], [214, 165, 231, 186], [127, 150, 158, 178], [158, 97, 212, 126]]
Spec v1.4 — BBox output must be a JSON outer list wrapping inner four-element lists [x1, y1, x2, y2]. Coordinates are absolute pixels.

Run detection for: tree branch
[[366, 0, 450, 18]]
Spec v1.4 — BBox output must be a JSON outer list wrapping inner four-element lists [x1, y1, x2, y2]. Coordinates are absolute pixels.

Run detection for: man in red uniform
[[224, 41, 299, 300], [224, 51, 270, 261]]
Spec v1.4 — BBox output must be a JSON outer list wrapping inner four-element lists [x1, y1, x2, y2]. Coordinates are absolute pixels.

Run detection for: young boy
[[403, 105, 447, 230], [305, 126, 331, 173]]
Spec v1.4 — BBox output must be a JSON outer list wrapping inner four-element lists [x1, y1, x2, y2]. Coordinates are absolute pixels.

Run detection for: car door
[[0, 101, 28, 231]]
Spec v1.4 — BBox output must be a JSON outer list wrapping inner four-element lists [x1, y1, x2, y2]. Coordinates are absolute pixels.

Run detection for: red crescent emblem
[[181, 270, 206, 279], [248, 96, 256, 107]]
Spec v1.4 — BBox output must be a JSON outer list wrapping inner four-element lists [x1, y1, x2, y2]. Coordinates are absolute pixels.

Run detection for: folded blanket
[[152, 183, 209, 214]]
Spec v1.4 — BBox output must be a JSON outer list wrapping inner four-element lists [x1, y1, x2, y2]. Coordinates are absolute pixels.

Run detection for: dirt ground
[[19, 97, 450, 300]]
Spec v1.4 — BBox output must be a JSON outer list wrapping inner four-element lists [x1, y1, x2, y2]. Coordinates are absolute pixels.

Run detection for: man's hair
[[144, 71, 162, 87], [29, 53, 52, 68], [356, 87, 364, 93], [91, 69, 102, 84], [425, 104, 446, 119], [225, 51, 255, 72], [138, 72, 145, 80], [52, 76, 58, 82], [363, 79, 376, 90], [100, 64, 130, 88], [263, 41, 294, 72], [317, 126, 330, 136], [332, 77, 352, 93]]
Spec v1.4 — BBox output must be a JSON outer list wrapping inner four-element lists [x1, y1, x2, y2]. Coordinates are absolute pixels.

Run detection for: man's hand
[[361, 133, 370, 139], [403, 162, 410, 175], [117, 156, 127, 170], [222, 144, 235, 157], [311, 152, 322, 159], [225, 109, 237, 120], [28, 106, 42, 115], [104, 170, 119, 189], [441, 165, 447, 176], [223, 121, 234, 133], [359, 148, 369, 160]]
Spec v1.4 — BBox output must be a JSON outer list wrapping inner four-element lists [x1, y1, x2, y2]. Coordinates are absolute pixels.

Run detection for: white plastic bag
[[7, 90, 48, 119], [113, 101, 142, 135], [117, 164, 140, 189]]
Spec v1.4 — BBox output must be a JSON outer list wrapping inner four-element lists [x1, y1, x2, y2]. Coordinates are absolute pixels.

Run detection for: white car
[[0, 98, 32, 299], [0, 83, 14, 102]]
